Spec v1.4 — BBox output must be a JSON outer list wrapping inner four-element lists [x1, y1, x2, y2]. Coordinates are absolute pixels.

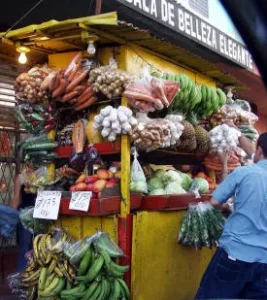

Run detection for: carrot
[[64, 52, 82, 77], [74, 96, 97, 111], [52, 79, 66, 98], [62, 90, 79, 102], [124, 90, 155, 103], [66, 70, 88, 93], [76, 86, 94, 103], [68, 62, 81, 82], [50, 71, 61, 92]]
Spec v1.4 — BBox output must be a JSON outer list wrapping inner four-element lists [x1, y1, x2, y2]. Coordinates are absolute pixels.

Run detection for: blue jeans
[[195, 247, 267, 299], [17, 222, 32, 271]]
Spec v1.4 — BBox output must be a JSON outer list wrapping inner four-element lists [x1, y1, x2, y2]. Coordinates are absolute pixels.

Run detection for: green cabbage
[[148, 177, 164, 192], [165, 182, 186, 195], [153, 169, 166, 179], [163, 170, 182, 185], [179, 172, 193, 191], [149, 189, 166, 195], [130, 180, 147, 193], [189, 178, 209, 193]]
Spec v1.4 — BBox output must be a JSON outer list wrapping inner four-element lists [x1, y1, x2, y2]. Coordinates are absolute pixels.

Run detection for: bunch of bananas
[[60, 232, 130, 299], [13, 230, 130, 299], [17, 228, 75, 299], [157, 72, 226, 120]]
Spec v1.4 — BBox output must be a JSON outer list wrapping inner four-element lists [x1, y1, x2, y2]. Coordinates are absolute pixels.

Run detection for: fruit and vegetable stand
[[2, 11, 260, 300]]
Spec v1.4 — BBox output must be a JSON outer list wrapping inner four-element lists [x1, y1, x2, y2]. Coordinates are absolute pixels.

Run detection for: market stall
[[1, 11, 260, 300]]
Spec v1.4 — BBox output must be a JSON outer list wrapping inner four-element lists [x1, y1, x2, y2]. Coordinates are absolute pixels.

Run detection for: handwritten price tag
[[69, 192, 92, 212], [33, 191, 61, 220]]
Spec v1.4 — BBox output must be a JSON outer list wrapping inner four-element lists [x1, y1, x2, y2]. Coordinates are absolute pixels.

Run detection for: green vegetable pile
[[238, 125, 259, 142], [178, 202, 225, 249], [19, 207, 51, 234]]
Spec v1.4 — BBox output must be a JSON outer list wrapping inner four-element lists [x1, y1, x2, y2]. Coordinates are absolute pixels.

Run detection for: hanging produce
[[130, 148, 148, 193], [14, 102, 56, 134], [124, 68, 180, 112], [8, 229, 130, 300], [14, 65, 52, 103], [41, 53, 97, 110], [238, 125, 259, 142], [88, 58, 132, 99], [209, 124, 241, 154], [164, 73, 202, 114], [17, 134, 57, 164], [207, 105, 238, 128], [93, 106, 137, 142], [204, 151, 241, 171], [178, 202, 225, 249]]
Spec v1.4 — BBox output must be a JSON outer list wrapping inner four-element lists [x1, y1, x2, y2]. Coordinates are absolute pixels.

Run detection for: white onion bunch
[[209, 124, 241, 154]]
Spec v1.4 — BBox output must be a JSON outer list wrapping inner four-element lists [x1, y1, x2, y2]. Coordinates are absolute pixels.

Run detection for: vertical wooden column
[[118, 95, 133, 287]]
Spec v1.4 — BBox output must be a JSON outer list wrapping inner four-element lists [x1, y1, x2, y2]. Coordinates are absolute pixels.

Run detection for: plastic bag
[[89, 57, 132, 99], [130, 148, 148, 193], [0, 204, 19, 237], [19, 207, 51, 234], [21, 165, 50, 193], [124, 66, 180, 112], [178, 201, 225, 249]]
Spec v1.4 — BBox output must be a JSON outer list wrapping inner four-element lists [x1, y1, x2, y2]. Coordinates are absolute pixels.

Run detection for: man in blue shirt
[[195, 132, 267, 299]]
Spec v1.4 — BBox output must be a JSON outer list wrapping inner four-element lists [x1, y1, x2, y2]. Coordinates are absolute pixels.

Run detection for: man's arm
[[11, 175, 21, 210], [224, 120, 255, 157]]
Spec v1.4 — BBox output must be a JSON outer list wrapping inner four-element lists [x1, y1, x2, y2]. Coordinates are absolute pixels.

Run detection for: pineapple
[[177, 120, 197, 152], [188, 114, 210, 154]]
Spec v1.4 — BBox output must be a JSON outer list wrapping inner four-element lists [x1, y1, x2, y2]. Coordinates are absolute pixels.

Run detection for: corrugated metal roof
[[0, 13, 239, 87]]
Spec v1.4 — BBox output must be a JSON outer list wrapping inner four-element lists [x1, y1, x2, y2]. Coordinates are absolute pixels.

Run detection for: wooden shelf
[[56, 141, 121, 158], [140, 193, 212, 211]]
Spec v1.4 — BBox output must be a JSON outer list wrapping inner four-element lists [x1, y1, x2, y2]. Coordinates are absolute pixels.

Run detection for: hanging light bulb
[[87, 41, 96, 56], [16, 44, 30, 64], [18, 52, 27, 64]]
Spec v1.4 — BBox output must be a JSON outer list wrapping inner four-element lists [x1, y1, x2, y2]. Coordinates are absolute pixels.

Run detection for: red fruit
[[85, 176, 98, 184], [93, 179, 107, 193], [114, 171, 121, 179], [108, 170, 113, 178], [86, 183, 94, 191], [70, 185, 76, 192], [75, 174, 86, 184], [106, 181, 116, 188], [75, 182, 87, 191], [97, 169, 109, 180], [109, 178, 120, 184]]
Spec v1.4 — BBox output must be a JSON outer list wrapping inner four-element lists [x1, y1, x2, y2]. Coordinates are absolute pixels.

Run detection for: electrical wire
[[1, 0, 47, 39]]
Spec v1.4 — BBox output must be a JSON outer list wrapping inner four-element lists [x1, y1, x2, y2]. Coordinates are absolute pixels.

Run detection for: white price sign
[[69, 192, 92, 212], [33, 191, 61, 220]]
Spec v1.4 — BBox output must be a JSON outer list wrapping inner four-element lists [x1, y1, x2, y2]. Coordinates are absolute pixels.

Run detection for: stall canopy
[[1, 8, 267, 114]]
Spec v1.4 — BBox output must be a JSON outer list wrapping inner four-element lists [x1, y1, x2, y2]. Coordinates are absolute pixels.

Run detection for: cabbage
[[189, 178, 209, 193], [149, 189, 166, 195], [165, 182, 186, 195], [148, 177, 164, 192], [179, 172, 193, 191], [163, 170, 182, 184], [153, 169, 166, 180], [130, 180, 148, 193]]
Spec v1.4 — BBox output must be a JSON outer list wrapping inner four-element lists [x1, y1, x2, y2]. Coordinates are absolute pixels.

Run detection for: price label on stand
[[33, 191, 62, 220], [69, 192, 92, 212]]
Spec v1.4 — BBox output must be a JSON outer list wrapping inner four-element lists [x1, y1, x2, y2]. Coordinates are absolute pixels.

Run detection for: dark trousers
[[195, 247, 267, 299], [17, 222, 32, 272]]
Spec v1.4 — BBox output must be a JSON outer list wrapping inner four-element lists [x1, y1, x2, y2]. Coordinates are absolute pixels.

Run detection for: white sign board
[[69, 192, 92, 212], [33, 191, 61, 220]]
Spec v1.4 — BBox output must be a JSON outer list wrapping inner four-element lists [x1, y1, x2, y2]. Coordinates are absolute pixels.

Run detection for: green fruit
[[82, 280, 100, 300], [78, 246, 93, 276], [44, 273, 56, 289], [89, 282, 102, 300], [216, 88, 226, 105], [95, 233, 123, 258], [39, 277, 65, 297], [201, 85, 207, 102], [77, 255, 104, 283], [117, 278, 130, 299], [38, 267, 48, 292], [60, 285, 81, 297], [98, 248, 112, 271], [109, 279, 121, 300]]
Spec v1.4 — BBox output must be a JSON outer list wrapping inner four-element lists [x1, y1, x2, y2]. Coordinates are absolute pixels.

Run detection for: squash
[[86, 120, 103, 144], [72, 119, 86, 153]]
